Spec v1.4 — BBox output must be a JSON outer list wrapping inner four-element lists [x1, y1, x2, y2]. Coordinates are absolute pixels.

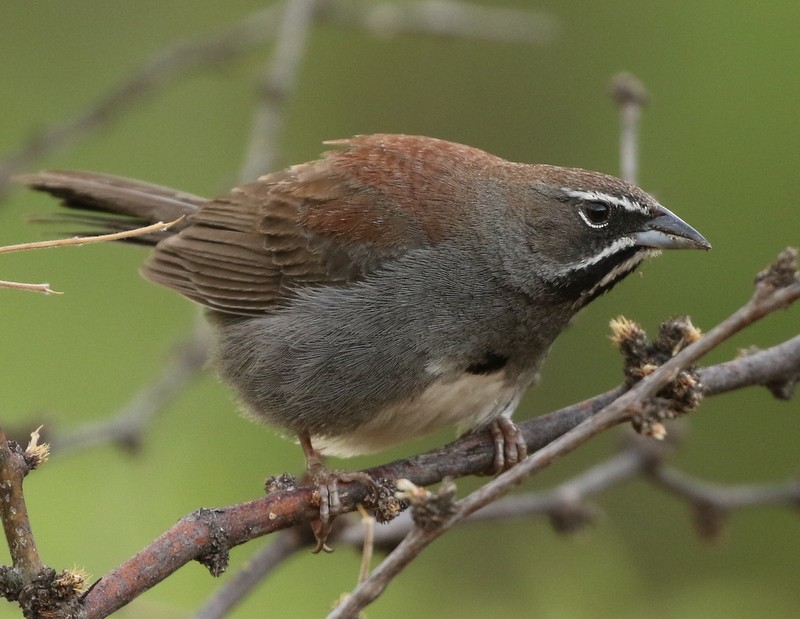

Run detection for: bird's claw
[[488, 417, 527, 474], [307, 459, 377, 553]]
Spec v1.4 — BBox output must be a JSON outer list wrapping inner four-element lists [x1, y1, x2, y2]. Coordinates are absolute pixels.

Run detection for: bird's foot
[[300, 433, 378, 553], [487, 417, 527, 474], [307, 462, 378, 553]]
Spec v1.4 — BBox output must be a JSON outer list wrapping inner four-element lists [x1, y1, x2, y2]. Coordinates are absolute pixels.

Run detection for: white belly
[[314, 372, 524, 457]]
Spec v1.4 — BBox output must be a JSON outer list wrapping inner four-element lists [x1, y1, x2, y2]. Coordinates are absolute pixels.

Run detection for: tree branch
[[0, 429, 42, 577], [699, 334, 800, 398], [69, 280, 797, 617]]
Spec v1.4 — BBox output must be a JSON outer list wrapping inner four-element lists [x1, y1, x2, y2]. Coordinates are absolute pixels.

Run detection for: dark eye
[[579, 201, 611, 228]]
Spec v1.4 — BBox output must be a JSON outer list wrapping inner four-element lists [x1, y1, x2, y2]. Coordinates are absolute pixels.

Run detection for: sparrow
[[17, 134, 710, 549]]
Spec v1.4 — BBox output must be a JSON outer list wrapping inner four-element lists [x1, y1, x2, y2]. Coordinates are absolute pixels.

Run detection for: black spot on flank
[[466, 351, 509, 375]]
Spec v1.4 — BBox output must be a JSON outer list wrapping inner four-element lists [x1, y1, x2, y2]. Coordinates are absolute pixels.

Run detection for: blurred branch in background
[[48, 328, 210, 456], [239, 0, 320, 181], [0, 0, 555, 198], [0, 4, 282, 198], [610, 72, 649, 185]]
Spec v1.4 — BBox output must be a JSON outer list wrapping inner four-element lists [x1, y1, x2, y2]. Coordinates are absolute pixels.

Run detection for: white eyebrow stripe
[[561, 189, 649, 215], [561, 236, 638, 272]]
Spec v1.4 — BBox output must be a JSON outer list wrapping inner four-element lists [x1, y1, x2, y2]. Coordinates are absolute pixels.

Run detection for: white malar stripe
[[561, 189, 649, 215], [581, 249, 660, 301], [562, 236, 637, 272]]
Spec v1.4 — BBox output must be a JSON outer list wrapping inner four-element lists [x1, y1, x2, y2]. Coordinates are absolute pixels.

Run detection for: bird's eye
[[579, 202, 611, 228]]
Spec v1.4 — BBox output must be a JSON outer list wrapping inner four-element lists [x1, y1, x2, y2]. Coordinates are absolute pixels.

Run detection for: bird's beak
[[634, 205, 711, 250]]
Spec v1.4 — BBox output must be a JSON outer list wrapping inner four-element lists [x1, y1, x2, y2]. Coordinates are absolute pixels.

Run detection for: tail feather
[[15, 170, 206, 244]]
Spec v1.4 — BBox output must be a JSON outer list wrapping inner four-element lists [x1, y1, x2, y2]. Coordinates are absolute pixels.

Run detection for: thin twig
[[0, 219, 181, 295], [356, 505, 375, 584], [0, 219, 181, 255], [0, 280, 60, 295]]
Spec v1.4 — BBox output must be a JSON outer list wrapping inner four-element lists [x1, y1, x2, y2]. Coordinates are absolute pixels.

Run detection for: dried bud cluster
[[395, 478, 457, 530], [1, 567, 86, 617], [755, 247, 799, 292], [610, 315, 704, 438], [24, 426, 49, 470], [53, 568, 88, 597], [372, 478, 407, 524], [264, 473, 297, 494]]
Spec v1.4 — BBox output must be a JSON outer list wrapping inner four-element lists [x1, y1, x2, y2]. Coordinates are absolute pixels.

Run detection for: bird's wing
[[144, 134, 489, 315]]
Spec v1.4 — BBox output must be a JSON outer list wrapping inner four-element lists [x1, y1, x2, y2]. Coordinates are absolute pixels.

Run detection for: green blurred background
[[1, 1, 798, 617]]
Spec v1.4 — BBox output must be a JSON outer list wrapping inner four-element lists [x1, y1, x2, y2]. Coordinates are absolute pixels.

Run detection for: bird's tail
[[15, 170, 206, 245]]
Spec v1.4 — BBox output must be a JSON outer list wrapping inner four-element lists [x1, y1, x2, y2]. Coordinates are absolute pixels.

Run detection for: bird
[[17, 134, 710, 550]]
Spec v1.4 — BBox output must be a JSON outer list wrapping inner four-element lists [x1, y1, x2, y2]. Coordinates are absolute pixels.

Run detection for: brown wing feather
[[143, 135, 497, 315]]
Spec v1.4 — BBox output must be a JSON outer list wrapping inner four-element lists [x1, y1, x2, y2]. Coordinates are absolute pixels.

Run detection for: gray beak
[[634, 205, 711, 250]]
